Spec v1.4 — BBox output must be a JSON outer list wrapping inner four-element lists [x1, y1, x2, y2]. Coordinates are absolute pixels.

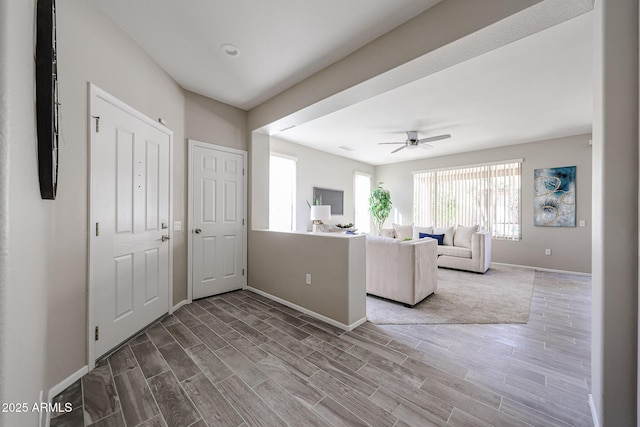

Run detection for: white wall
[[270, 137, 375, 232], [0, 0, 50, 425], [375, 134, 592, 273]]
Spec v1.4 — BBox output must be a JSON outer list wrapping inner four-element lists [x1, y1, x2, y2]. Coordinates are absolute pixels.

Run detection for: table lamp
[[310, 205, 331, 232]]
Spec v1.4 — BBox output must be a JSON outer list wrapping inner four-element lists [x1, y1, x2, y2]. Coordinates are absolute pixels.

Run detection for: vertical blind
[[413, 160, 522, 240]]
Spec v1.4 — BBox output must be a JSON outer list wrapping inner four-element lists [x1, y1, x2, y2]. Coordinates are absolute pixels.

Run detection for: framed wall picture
[[35, 0, 59, 199], [534, 166, 576, 227], [313, 187, 344, 215]]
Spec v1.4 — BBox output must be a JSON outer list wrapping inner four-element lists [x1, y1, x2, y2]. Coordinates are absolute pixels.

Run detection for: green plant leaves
[[369, 182, 392, 233]]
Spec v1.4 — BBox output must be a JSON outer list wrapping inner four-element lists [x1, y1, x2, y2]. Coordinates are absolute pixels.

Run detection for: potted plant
[[369, 182, 392, 236]]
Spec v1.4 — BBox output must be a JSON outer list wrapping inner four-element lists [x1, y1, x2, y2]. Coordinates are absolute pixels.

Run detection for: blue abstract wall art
[[534, 166, 576, 227]]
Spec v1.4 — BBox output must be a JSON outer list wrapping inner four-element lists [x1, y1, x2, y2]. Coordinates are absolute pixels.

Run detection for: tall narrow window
[[414, 160, 522, 240], [269, 154, 296, 231], [354, 172, 371, 233]]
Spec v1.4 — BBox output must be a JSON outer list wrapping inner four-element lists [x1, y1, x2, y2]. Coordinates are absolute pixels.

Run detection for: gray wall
[[53, 0, 185, 389], [185, 90, 248, 151], [48, 0, 247, 393], [248, 231, 366, 326], [270, 137, 375, 232], [591, 0, 638, 424], [250, 132, 271, 230], [182, 91, 247, 297], [0, 0, 49, 424], [375, 134, 592, 273]]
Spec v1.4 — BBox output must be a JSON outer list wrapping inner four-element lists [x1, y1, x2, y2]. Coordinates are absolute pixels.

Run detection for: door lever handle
[[194, 228, 202, 234], [161, 235, 171, 242]]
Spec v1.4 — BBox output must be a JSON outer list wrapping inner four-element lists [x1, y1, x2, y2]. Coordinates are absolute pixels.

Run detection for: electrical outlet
[[174, 221, 182, 231], [545, 249, 552, 256], [305, 274, 311, 285]]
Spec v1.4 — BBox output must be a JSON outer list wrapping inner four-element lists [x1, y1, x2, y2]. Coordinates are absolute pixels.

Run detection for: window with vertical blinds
[[413, 160, 522, 240]]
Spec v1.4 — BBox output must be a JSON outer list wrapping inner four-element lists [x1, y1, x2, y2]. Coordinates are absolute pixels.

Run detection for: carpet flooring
[[366, 264, 535, 324]]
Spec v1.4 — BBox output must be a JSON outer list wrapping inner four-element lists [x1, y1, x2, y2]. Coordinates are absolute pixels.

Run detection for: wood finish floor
[[51, 270, 592, 427]]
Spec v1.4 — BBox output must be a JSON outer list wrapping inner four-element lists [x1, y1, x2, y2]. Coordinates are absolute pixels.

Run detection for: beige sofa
[[365, 235, 438, 306], [382, 225, 492, 274], [436, 230, 491, 273]]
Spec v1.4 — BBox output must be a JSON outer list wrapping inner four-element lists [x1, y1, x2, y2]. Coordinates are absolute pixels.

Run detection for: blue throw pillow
[[419, 232, 445, 245]]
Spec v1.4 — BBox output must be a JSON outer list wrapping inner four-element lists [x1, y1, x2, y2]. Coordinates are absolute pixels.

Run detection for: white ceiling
[[93, 0, 593, 166], [276, 12, 594, 165], [93, 0, 441, 110]]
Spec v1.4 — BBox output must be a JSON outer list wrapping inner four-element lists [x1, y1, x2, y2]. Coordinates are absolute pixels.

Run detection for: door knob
[[194, 228, 202, 234], [161, 235, 170, 242]]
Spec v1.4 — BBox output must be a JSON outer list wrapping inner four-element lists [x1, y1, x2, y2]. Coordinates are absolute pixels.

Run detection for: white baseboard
[[246, 287, 367, 331], [47, 366, 88, 402], [492, 262, 592, 276], [588, 394, 600, 427], [45, 365, 88, 427], [170, 299, 189, 313], [348, 316, 368, 330]]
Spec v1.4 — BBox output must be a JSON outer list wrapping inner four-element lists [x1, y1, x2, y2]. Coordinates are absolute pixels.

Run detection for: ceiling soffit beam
[[248, 0, 594, 135]]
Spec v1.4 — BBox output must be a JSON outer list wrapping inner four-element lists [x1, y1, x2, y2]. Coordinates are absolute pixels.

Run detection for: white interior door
[[190, 143, 245, 299], [91, 88, 171, 359]]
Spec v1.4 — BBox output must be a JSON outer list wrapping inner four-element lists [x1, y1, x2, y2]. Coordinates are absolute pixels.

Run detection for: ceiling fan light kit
[[379, 131, 451, 153]]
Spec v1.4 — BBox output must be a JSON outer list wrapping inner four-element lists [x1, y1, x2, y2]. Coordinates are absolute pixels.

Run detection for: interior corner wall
[[270, 138, 375, 232], [375, 134, 592, 273], [53, 0, 185, 390], [47, 0, 247, 393], [0, 0, 50, 425], [184, 90, 248, 151], [183, 90, 248, 294], [249, 132, 270, 231], [592, 0, 638, 425]]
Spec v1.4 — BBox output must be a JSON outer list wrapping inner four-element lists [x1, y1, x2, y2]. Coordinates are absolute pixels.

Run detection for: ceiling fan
[[379, 131, 451, 153]]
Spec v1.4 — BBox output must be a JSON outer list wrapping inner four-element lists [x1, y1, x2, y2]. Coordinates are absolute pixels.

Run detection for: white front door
[[91, 88, 171, 358], [190, 143, 245, 299]]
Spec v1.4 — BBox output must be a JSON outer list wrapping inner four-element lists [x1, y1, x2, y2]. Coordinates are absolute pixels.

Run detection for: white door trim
[[187, 139, 248, 303], [87, 83, 174, 369]]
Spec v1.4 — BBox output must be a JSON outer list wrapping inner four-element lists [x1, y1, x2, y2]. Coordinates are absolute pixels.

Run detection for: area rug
[[366, 264, 535, 324]]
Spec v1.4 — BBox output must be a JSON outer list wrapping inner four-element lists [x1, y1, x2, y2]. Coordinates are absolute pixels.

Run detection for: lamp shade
[[310, 205, 331, 222]]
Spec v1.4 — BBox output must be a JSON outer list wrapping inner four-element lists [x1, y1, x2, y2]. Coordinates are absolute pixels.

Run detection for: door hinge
[[242, 168, 245, 176], [94, 326, 99, 341], [242, 268, 245, 276], [242, 218, 245, 226], [95, 222, 100, 236], [91, 115, 100, 133]]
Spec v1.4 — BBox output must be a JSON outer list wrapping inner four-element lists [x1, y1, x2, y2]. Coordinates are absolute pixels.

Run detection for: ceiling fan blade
[[418, 134, 451, 144], [391, 145, 406, 153], [419, 143, 433, 150], [378, 142, 405, 145]]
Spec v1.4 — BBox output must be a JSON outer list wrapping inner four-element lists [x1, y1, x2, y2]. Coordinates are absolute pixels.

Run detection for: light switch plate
[[579, 220, 586, 227], [174, 221, 182, 231]]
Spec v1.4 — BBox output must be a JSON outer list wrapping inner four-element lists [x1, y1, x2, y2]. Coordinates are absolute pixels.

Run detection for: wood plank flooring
[[50, 270, 592, 427]]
